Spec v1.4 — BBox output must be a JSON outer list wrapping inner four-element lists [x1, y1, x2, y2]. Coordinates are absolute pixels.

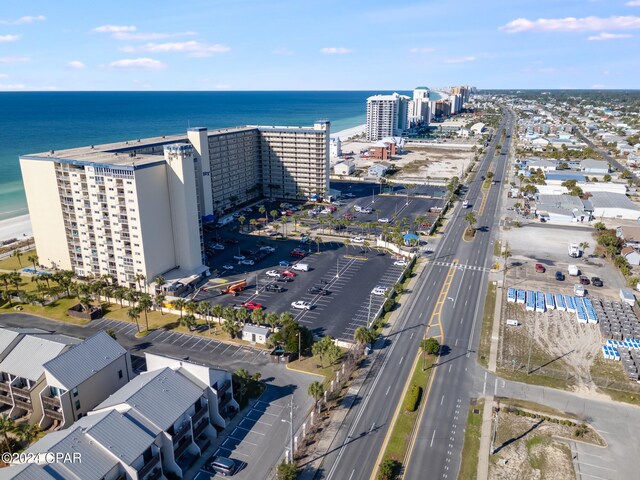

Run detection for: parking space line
[[162, 332, 178, 343], [241, 418, 273, 427], [170, 334, 185, 345], [229, 435, 258, 447], [200, 340, 213, 351], [234, 425, 266, 435], [215, 447, 250, 458], [219, 344, 233, 355]]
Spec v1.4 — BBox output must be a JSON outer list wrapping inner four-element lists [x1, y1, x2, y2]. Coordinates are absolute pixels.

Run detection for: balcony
[[172, 422, 191, 445], [174, 436, 192, 459], [13, 397, 33, 411], [192, 406, 207, 425], [43, 407, 63, 421], [11, 384, 31, 398], [193, 419, 208, 438], [217, 380, 231, 397], [0, 381, 11, 393], [137, 453, 161, 478]]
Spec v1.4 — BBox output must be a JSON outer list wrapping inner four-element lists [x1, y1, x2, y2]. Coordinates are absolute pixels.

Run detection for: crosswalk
[[431, 260, 491, 273]]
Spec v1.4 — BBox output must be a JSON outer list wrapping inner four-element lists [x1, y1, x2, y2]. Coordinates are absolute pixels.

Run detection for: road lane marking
[[399, 356, 404, 364], [440, 395, 444, 406], [386, 386, 391, 396], [430, 428, 436, 447]]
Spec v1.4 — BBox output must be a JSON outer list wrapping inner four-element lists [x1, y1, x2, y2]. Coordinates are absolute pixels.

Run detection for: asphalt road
[[314, 111, 514, 480]]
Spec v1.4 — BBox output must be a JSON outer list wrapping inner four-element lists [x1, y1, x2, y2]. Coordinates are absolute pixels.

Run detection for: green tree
[[154, 275, 165, 293], [307, 381, 325, 413], [377, 459, 399, 480], [15, 423, 39, 446], [464, 211, 477, 234], [276, 459, 298, 480], [181, 313, 197, 331], [173, 299, 186, 319], [312, 336, 334, 368], [422, 337, 440, 355], [354, 326, 377, 351], [197, 301, 212, 332], [0, 414, 17, 454], [270, 209, 279, 224], [250, 308, 264, 325], [210, 304, 224, 325], [593, 222, 606, 232], [127, 306, 141, 333], [27, 254, 39, 271], [104, 329, 117, 340], [603, 174, 612, 182], [138, 294, 153, 331], [154, 293, 166, 315], [12, 249, 22, 267], [222, 317, 241, 339], [238, 215, 246, 231], [265, 312, 279, 332]]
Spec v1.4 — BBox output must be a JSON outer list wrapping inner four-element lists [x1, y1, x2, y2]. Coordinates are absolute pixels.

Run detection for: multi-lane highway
[[316, 109, 515, 480]]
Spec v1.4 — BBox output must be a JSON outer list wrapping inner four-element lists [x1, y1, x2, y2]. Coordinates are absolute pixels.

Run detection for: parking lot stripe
[[162, 332, 177, 343], [170, 334, 185, 345], [219, 344, 233, 355], [229, 435, 258, 447], [199, 340, 213, 351], [234, 425, 266, 435]]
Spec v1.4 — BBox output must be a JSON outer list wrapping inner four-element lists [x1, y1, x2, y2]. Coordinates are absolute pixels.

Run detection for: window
[[75, 400, 81, 410], [118, 370, 123, 379], [72, 387, 78, 397]]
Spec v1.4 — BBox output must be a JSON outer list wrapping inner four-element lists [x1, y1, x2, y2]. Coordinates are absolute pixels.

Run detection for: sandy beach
[[333, 124, 366, 141], [0, 214, 33, 243]]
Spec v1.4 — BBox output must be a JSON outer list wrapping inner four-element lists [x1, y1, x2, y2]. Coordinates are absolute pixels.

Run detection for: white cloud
[[0, 15, 45, 25], [126, 41, 231, 57], [444, 56, 476, 64], [108, 58, 165, 70], [112, 31, 196, 41], [0, 73, 7, 78], [409, 47, 436, 53], [592, 84, 607, 88], [0, 83, 27, 90], [0, 56, 29, 64], [626, 1, 640, 6], [272, 48, 294, 55], [0, 35, 19, 42], [320, 47, 352, 54], [93, 25, 136, 33], [588, 32, 634, 40], [500, 16, 640, 33], [66, 60, 85, 69]]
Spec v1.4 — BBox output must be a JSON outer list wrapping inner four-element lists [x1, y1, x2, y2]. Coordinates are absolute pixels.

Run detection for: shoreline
[[333, 124, 366, 141], [0, 214, 33, 243]]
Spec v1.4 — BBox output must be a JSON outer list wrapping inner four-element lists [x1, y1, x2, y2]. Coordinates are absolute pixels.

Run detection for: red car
[[241, 301, 263, 311], [343, 213, 354, 219], [281, 270, 297, 277], [290, 250, 306, 258], [535, 263, 546, 273]]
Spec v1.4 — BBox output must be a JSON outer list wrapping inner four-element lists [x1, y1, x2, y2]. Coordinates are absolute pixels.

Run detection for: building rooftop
[[537, 194, 585, 210], [43, 331, 127, 389], [243, 325, 270, 335], [590, 192, 640, 211], [95, 367, 204, 431], [0, 329, 21, 358], [0, 334, 77, 382]]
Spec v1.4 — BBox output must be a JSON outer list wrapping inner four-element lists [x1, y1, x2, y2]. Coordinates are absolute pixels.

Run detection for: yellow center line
[[370, 259, 459, 480]]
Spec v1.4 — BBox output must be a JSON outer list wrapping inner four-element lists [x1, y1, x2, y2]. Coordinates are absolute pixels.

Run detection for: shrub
[[378, 459, 400, 480], [404, 384, 423, 412], [383, 297, 396, 313]]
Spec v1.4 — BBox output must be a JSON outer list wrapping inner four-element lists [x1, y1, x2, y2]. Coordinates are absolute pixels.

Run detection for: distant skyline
[[1, 0, 639, 91]]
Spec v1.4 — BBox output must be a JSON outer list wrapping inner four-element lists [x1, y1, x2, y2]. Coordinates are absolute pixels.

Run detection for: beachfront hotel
[[366, 93, 410, 141], [20, 122, 330, 289]]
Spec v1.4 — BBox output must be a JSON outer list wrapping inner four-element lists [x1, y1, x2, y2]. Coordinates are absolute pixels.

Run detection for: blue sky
[[0, 0, 639, 90]]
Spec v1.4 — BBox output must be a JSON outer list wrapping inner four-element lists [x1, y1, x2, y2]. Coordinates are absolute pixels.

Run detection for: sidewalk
[[297, 259, 429, 479]]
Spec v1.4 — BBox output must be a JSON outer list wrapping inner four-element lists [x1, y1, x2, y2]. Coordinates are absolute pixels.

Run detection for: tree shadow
[[493, 419, 543, 454]]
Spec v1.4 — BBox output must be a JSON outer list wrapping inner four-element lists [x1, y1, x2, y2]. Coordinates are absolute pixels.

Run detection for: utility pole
[[526, 314, 536, 374], [367, 293, 372, 328], [336, 257, 339, 278], [289, 397, 294, 463]]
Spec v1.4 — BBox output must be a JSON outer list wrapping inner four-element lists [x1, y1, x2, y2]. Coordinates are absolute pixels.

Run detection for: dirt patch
[[490, 409, 601, 480]]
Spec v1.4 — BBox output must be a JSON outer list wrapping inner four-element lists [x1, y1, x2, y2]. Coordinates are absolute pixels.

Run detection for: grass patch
[[0, 296, 90, 325], [496, 398, 579, 420], [526, 436, 549, 471], [596, 387, 640, 407], [477, 282, 497, 368], [382, 354, 436, 464], [463, 227, 476, 241], [287, 354, 343, 383], [493, 240, 502, 257], [0, 249, 36, 271], [482, 179, 491, 189], [496, 368, 574, 391], [590, 352, 629, 384], [458, 399, 484, 480]]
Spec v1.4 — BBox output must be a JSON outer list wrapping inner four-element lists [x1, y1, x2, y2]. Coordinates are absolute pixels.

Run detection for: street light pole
[[367, 293, 372, 328], [336, 257, 339, 279]]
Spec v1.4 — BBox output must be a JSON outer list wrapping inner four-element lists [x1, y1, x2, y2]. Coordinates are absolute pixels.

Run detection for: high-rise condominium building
[[366, 93, 410, 141], [20, 122, 329, 289]]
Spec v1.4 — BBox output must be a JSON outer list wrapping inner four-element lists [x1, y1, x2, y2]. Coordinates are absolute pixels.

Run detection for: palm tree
[[464, 211, 476, 234], [234, 307, 248, 323], [154, 275, 165, 294], [265, 312, 279, 332], [307, 381, 325, 413], [579, 241, 590, 254], [238, 215, 246, 232], [138, 294, 153, 331], [210, 304, 224, 326], [114, 287, 126, 308], [249, 218, 258, 232], [185, 301, 198, 317], [154, 293, 166, 315], [12, 249, 22, 267], [362, 240, 370, 255], [134, 273, 146, 292], [27, 254, 39, 271], [78, 294, 92, 313], [15, 423, 39, 446], [270, 209, 279, 225], [501, 242, 512, 280], [126, 289, 139, 308], [181, 313, 197, 331], [258, 206, 266, 220], [197, 301, 212, 333], [354, 326, 376, 351], [127, 307, 141, 333], [279, 311, 294, 325], [343, 238, 351, 255], [173, 299, 186, 319], [0, 414, 16, 454], [315, 236, 323, 253], [222, 318, 241, 339], [250, 308, 264, 325]]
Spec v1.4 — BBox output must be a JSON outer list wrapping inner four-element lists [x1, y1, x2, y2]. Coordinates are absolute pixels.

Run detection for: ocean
[[0, 91, 398, 222]]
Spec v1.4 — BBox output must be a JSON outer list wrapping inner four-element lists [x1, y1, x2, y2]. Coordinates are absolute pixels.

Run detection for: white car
[[233, 255, 245, 261], [241, 259, 255, 266], [260, 246, 276, 253], [352, 237, 365, 244], [371, 286, 388, 296], [291, 301, 312, 310], [222, 264, 234, 270], [378, 218, 390, 223], [265, 270, 281, 277], [361, 208, 372, 214], [212, 244, 225, 250], [394, 260, 408, 267], [344, 193, 356, 198]]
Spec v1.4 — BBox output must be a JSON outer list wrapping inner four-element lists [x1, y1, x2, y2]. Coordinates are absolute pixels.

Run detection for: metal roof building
[[0, 335, 76, 382], [590, 192, 640, 220]]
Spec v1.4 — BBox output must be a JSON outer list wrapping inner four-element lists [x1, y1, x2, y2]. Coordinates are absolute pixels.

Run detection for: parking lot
[[195, 238, 406, 342]]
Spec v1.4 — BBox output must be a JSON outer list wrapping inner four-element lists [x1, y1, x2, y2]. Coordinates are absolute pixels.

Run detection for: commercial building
[[366, 93, 410, 141], [4, 353, 237, 480], [334, 161, 356, 176], [368, 162, 392, 178], [580, 158, 610, 174], [590, 192, 640, 220], [20, 122, 330, 289]]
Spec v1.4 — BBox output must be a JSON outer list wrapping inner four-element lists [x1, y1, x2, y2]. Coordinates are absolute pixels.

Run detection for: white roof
[[43, 331, 127, 389], [590, 192, 640, 211], [95, 367, 204, 431], [243, 325, 270, 335], [0, 329, 21, 358], [0, 335, 75, 381]]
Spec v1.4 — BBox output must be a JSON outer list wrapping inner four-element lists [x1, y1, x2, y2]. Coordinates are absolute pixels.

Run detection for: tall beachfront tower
[[20, 122, 330, 289], [366, 93, 410, 141]]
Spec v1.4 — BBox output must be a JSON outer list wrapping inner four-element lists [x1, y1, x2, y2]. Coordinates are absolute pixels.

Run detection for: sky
[[0, 0, 639, 90]]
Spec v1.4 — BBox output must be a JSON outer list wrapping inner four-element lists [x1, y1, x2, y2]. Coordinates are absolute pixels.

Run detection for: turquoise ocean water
[[0, 91, 403, 222]]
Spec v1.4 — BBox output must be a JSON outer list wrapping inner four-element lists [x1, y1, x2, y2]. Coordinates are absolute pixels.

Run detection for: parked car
[[371, 286, 387, 296], [378, 218, 391, 223], [579, 275, 590, 285], [352, 237, 365, 243], [282, 270, 297, 277], [342, 213, 354, 219], [212, 244, 225, 250], [260, 246, 276, 253], [290, 249, 306, 258], [276, 276, 294, 283], [233, 254, 245, 261], [591, 276, 604, 287], [265, 284, 285, 293], [394, 260, 408, 267], [241, 259, 255, 266], [308, 287, 330, 295], [279, 260, 291, 267], [222, 238, 239, 245], [241, 301, 263, 311], [203, 456, 238, 477], [535, 263, 546, 273], [291, 301, 311, 310], [555, 271, 564, 281], [222, 264, 234, 271], [265, 270, 281, 278]]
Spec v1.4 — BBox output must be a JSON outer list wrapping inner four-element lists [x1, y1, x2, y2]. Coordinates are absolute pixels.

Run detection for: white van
[[292, 263, 310, 272], [462, 200, 469, 209], [506, 319, 520, 326], [574, 284, 585, 297]]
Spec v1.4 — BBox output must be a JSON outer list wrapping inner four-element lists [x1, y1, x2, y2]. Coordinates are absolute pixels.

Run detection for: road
[[315, 110, 514, 480]]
